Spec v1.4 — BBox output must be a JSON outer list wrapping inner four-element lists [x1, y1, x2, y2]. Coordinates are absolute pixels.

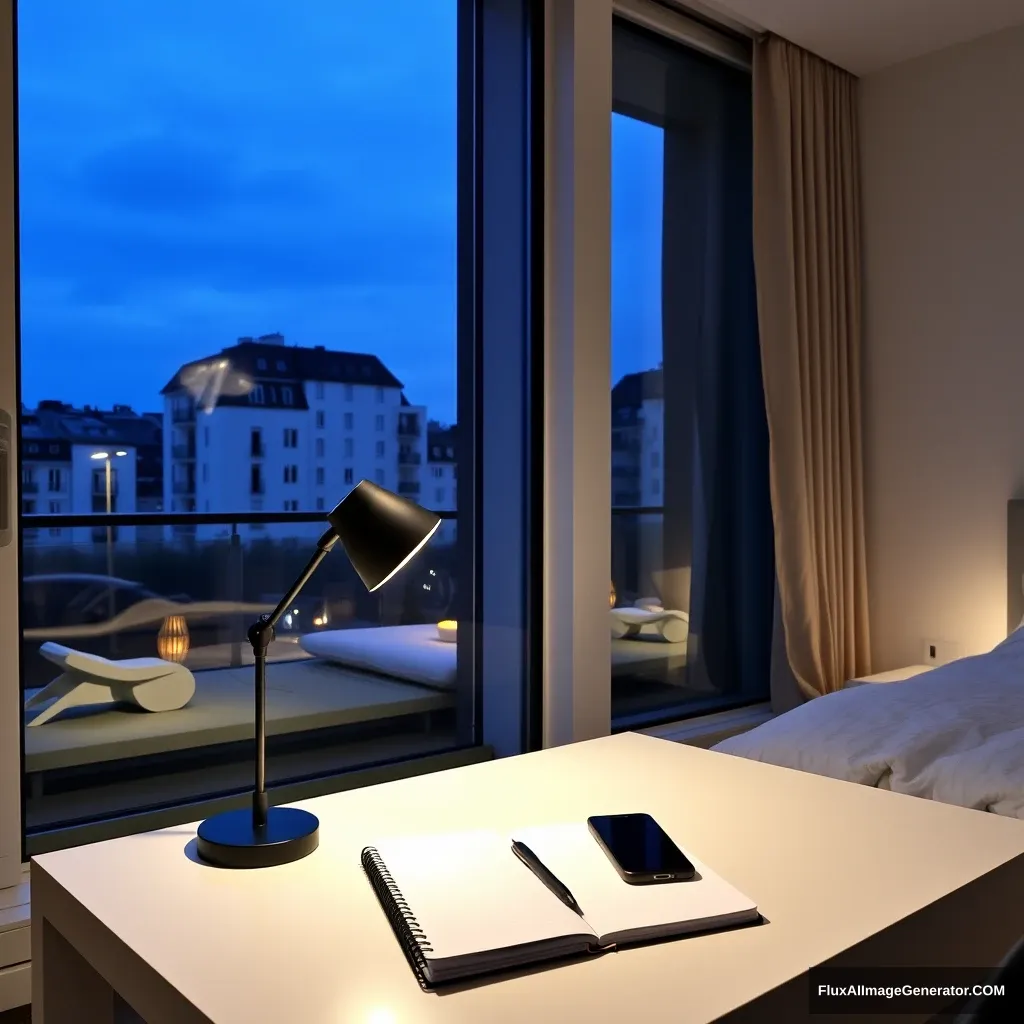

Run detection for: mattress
[[300, 625, 689, 690]]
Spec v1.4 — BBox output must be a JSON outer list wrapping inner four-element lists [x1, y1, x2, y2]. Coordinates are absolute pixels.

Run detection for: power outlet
[[922, 639, 961, 666]]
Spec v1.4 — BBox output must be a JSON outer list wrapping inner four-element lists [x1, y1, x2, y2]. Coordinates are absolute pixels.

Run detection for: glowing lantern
[[157, 615, 190, 663]]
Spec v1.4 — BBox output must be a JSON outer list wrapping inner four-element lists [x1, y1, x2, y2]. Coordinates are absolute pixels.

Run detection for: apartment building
[[20, 401, 148, 547], [161, 335, 428, 542], [611, 368, 663, 508], [425, 422, 457, 545]]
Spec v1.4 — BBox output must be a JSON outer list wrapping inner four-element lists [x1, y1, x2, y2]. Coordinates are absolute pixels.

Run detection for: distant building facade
[[20, 402, 154, 547], [611, 368, 663, 508], [425, 422, 457, 544], [161, 335, 430, 542]]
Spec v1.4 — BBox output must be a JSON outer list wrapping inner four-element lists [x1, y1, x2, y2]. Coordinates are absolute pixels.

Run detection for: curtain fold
[[753, 34, 871, 698]]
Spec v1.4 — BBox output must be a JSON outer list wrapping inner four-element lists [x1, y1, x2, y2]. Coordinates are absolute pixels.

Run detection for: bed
[[713, 620, 1024, 818], [300, 620, 689, 689]]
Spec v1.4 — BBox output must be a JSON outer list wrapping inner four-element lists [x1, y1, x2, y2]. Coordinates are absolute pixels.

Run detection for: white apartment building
[[21, 402, 141, 548], [162, 335, 429, 543], [425, 423, 457, 545], [611, 368, 663, 508]]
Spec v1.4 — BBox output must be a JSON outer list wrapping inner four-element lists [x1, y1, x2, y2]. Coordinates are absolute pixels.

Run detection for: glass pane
[[21, 519, 458, 832], [17, 1, 466, 840], [610, 21, 774, 727]]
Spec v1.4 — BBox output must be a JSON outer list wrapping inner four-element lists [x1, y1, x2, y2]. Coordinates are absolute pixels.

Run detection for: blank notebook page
[[514, 822, 758, 944], [370, 830, 595, 962]]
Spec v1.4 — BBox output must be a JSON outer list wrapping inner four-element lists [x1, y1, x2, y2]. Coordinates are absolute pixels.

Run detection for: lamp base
[[196, 806, 319, 869]]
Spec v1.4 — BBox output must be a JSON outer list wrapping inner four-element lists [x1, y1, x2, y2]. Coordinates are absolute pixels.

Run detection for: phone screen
[[588, 813, 695, 878]]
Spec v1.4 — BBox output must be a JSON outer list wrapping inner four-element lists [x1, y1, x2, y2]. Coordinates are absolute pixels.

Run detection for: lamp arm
[[249, 528, 339, 648]]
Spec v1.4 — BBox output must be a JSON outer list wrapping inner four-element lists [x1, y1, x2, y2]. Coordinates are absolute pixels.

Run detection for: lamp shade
[[327, 479, 441, 592]]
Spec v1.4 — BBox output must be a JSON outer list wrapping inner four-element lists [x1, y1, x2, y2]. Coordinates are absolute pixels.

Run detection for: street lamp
[[91, 450, 127, 617]]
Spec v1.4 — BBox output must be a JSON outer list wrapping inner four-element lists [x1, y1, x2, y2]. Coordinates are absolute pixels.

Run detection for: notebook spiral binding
[[361, 846, 435, 990]]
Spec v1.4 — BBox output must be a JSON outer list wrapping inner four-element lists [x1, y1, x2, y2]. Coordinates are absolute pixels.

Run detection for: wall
[[860, 25, 1024, 669]]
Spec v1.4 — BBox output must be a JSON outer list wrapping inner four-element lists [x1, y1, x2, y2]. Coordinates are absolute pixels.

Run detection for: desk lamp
[[195, 480, 441, 869]]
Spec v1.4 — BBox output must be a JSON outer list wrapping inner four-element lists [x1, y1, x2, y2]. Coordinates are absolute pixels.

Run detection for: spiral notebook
[[361, 822, 759, 987]]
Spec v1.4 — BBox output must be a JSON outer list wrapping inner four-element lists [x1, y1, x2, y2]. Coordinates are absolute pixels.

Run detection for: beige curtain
[[753, 34, 871, 699]]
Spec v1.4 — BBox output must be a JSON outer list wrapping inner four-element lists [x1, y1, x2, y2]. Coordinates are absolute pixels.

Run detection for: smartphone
[[587, 813, 696, 884]]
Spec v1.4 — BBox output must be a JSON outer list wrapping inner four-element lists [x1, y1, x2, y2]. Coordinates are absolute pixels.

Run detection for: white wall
[[861, 24, 1024, 669]]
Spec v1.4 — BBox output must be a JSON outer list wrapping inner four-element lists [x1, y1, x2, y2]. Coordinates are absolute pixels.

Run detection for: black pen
[[511, 840, 585, 917]]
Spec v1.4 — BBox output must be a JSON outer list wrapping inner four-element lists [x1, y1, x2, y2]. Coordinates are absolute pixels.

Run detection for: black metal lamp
[[195, 480, 441, 869]]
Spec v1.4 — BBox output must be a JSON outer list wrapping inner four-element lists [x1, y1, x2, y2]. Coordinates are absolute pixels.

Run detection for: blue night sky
[[17, 1, 662, 423]]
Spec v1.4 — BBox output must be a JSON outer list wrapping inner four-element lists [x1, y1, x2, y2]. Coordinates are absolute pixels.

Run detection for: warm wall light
[[610, 580, 617, 608], [436, 620, 457, 642], [157, 615, 190, 663]]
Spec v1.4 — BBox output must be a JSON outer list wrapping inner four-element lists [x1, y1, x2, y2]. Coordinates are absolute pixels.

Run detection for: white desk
[[32, 732, 1024, 1024]]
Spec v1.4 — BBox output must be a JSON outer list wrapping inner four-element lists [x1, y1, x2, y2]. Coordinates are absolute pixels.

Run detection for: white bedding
[[712, 628, 1024, 818], [300, 625, 688, 690]]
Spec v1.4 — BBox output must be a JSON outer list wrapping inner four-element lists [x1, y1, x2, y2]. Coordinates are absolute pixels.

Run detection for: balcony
[[398, 451, 421, 466], [398, 420, 421, 439], [172, 480, 195, 496], [22, 480, 39, 494], [172, 443, 196, 460], [92, 482, 120, 498], [171, 405, 195, 424], [398, 482, 420, 497]]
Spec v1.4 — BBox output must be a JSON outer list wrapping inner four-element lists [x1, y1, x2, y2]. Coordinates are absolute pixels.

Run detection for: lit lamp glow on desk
[[195, 480, 441, 869]]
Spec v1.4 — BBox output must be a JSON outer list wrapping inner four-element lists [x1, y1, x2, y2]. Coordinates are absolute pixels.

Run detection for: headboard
[[1007, 500, 1024, 634]]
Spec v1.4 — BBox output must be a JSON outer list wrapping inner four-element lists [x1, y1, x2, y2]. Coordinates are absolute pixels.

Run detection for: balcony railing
[[172, 444, 196, 460], [398, 451, 421, 465], [171, 406, 195, 424], [398, 482, 420, 496], [398, 422, 422, 438], [172, 480, 195, 495]]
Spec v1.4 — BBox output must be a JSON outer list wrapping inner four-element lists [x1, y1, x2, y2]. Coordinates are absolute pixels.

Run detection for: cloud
[[17, 0, 460, 418]]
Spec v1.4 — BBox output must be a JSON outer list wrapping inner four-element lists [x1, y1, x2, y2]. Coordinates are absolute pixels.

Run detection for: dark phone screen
[[589, 813, 694, 875]]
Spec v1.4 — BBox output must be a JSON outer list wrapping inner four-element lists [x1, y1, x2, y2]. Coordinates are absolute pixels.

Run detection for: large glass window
[[15, 0, 538, 846], [610, 19, 775, 728]]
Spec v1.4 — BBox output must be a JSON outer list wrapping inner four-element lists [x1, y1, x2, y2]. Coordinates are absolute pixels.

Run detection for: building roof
[[160, 335, 404, 396], [611, 368, 663, 410], [427, 423, 457, 463], [21, 403, 159, 459]]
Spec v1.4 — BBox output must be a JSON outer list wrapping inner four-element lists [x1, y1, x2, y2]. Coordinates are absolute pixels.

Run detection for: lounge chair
[[24, 642, 196, 727]]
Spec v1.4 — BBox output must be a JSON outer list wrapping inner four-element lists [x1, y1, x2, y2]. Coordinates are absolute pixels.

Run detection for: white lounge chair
[[25, 643, 196, 727]]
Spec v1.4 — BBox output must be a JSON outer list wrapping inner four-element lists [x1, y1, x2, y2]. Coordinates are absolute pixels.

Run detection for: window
[[22, 500, 36, 515], [375, 414, 384, 431], [284, 428, 298, 448], [315, 437, 324, 458], [375, 440, 385, 458], [316, 410, 325, 429], [316, 497, 324, 511], [48, 500, 60, 514], [316, 467, 324, 486], [47, 469, 62, 492], [432, 466, 443, 478], [609, 18, 771, 728], [14, 0, 541, 855]]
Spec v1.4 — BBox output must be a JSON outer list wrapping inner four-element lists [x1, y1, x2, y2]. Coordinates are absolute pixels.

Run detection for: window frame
[[4, 0, 548, 856]]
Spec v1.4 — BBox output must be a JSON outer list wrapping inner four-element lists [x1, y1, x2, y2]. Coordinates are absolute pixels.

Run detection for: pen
[[511, 840, 585, 917]]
